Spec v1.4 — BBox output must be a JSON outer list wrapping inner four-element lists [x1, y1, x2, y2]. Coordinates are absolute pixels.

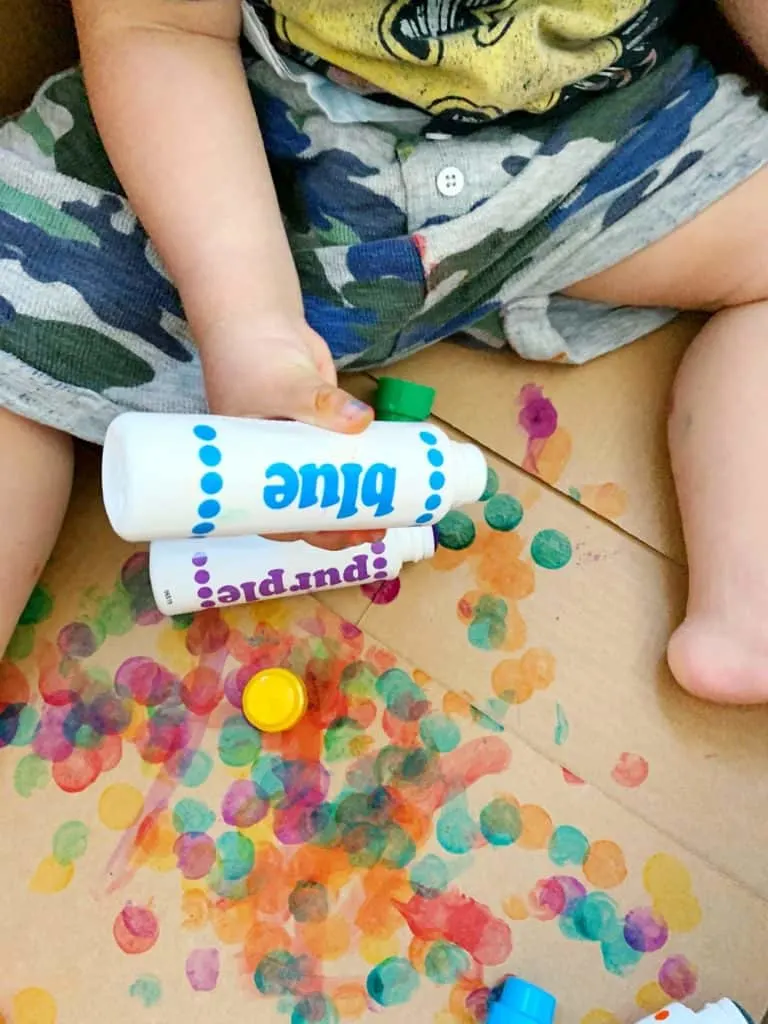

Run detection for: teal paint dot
[[484, 494, 523, 532], [291, 993, 340, 1024], [568, 486, 582, 502], [548, 825, 590, 866], [479, 798, 522, 846], [531, 529, 572, 570], [554, 703, 569, 746], [419, 713, 460, 753], [601, 935, 644, 976], [437, 797, 478, 855], [129, 975, 163, 1007], [217, 831, 255, 881], [410, 855, 449, 895], [479, 467, 499, 502], [10, 705, 40, 745], [253, 951, 304, 996], [52, 820, 89, 865], [436, 511, 476, 551], [172, 798, 216, 834], [251, 754, 287, 801], [19, 584, 54, 626], [573, 892, 621, 942], [219, 715, 261, 767], [375, 668, 426, 721], [180, 749, 214, 788], [425, 941, 471, 985], [14, 753, 49, 797], [367, 957, 420, 1007]]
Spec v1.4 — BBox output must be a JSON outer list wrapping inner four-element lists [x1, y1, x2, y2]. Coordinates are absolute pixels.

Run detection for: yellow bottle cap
[[241, 668, 308, 733]]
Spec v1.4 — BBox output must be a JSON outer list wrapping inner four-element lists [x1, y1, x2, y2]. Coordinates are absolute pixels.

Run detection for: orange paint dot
[[502, 895, 529, 921], [333, 983, 368, 1020], [300, 915, 350, 960], [518, 804, 554, 850], [181, 888, 209, 930], [612, 752, 649, 788], [580, 482, 629, 519], [583, 840, 628, 889], [0, 661, 29, 710]]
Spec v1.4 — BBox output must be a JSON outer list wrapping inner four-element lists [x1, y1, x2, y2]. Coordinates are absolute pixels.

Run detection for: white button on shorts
[[436, 166, 465, 197]]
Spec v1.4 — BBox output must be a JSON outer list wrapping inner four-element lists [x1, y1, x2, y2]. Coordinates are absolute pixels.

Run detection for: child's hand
[[201, 317, 383, 552]]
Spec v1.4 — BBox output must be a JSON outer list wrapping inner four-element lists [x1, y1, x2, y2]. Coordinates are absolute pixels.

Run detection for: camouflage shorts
[[2, 46, 768, 443]]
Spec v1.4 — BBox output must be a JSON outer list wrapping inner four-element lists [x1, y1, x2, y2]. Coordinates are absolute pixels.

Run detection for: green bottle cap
[[375, 377, 436, 422]]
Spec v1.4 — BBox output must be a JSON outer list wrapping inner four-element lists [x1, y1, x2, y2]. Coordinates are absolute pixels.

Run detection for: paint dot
[[437, 510, 476, 550], [623, 908, 669, 953], [197, 500, 221, 519], [219, 715, 261, 766], [129, 975, 162, 1007], [554, 703, 569, 746], [410, 855, 449, 896], [419, 713, 460, 753], [424, 941, 470, 985], [612, 752, 649, 788], [186, 948, 220, 992], [172, 798, 216, 834], [174, 832, 216, 880], [583, 840, 627, 889], [480, 798, 523, 846], [12, 988, 57, 1024], [571, 892, 620, 942], [253, 951, 304, 996], [192, 554, 208, 567], [198, 445, 221, 467], [52, 820, 89, 865], [19, 584, 54, 626], [113, 903, 160, 955], [29, 855, 74, 893], [216, 831, 255, 881], [98, 784, 144, 831], [480, 467, 500, 502], [221, 780, 268, 828], [531, 529, 572, 569], [361, 578, 401, 604], [437, 798, 478, 855], [581, 1013, 620, 1024], [548, 825, 589, 866], [519, 390, 557, 440], [429, 471, 446, 490], [428, 449, 444, 467], [658, 955, 698, 1000], [57, 621, 98, 658], [415, 513, 433, 524], [425, 494, 442, 511], [289, 881, 329, 923], [484, 494, 523, 531], [367, 957, 420, 1006], [180, 749, 214, 788], [200, 472, 223, 495], [419, 431, 437, 446], [115, 657, 176, 706], [192, 522, 215, 536], [14, 754, 49, 797], [194, 425, 217, 441]]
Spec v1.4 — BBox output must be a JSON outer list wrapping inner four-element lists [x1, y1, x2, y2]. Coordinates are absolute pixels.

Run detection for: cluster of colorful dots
[[192, 423, 224, 537], [370, 541, 390, 580], [415, 430, 447, 525], [192, 551, 216, 609]]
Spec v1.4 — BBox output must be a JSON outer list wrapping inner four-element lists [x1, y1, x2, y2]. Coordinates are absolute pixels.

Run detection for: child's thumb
[[279, 369, 374, 434]]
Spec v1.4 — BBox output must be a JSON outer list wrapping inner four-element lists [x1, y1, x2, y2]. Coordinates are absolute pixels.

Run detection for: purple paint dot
[[197, 587, 213, 599], [519, 394, 558, 440], [194, 570, 210, 584], [185, 948, 220, 992], [624, 907, 669, 953], [192, 554, 208, 567], [370, 542, 386, 554], [373, 558, 388, 570], [201, 600, 215, 609]]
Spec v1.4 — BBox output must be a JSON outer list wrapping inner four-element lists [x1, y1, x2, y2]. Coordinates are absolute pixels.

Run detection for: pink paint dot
[[174, 833, 216, 880], [518, 385, 558, 440], [611, 752, 649, 788], [194, 570, 210, 584], [114, 657, 176, 707], [624, 907, 669, 953], [561, 766, 585, 785], [186, 948, 220, 992], [658, 955, 698, 1000], [52, 748, 101, 793], [113, 903, 159, 955], [361, 578, 401, 604]]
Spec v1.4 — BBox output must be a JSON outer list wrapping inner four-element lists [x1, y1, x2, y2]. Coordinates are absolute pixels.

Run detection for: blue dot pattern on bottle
[[192, 424, 224, 537], [415, 430, 446, 525]]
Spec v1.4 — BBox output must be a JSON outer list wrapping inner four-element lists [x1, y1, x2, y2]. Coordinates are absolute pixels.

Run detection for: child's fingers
[[265, 529, 386, 550], [281, 373, 374, 434]]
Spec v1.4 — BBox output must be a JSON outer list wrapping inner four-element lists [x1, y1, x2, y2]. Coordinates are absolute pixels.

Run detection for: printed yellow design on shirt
[[267, 0, 650, 118]]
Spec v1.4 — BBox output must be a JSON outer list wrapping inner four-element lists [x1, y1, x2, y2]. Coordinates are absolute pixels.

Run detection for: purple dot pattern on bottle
[[191, 552, 216, 608], [415, 430, 446, 525], [371, 541, 389, 580], [192, 424, 223, 538]]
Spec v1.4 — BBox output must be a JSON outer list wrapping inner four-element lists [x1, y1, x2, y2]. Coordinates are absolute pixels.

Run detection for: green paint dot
[[19, 584, 54, 626], [479, 467, 500, 502], [172, 798, 216, 834], [5, 624, 35, 661], [367, 957, 420, 1007], [548, 824, 589, 867], [554, 703, 569, 746], [484, 494, 523, 532], [14, 754, 50, 797], [324, 718, 366, 762], [425, 941, 471, 985], [574, 892, 621, 942], [219, 715, 261, 767], [52, 820, 89, 865], [129, 975, 163, 1007], [10, 705, 40, 746], [410, 855, 449, 895], [419, 713, 460, 753], [180, 750, 214, 788], [479, 798, 523, 846], [436, 511, 476, 551], [531, 529, 572, 570], [171, 613, 196, 630]]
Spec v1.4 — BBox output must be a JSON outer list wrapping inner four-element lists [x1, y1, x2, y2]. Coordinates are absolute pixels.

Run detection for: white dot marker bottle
[[102, 413, 486, 542], [148, 526, 436, 615], [635, 1003, 753, 1023]]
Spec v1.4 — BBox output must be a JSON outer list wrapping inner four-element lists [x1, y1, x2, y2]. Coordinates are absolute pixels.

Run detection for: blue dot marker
[[487, 979, 556, 1024]]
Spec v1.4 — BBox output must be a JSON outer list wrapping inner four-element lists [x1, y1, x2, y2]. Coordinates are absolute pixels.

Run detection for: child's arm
[[721, 1, 768, 67], [72, 0, 372, 433]]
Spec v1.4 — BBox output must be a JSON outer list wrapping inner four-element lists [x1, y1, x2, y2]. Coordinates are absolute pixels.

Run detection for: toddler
[[2, 0, 768, 702]]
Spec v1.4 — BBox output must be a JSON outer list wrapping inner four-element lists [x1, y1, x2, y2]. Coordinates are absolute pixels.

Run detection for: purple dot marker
[[192, 554, 208, 567], [194, 570, 210, 584], [373, 558, 387, 570], [197, 587, 213, 599]]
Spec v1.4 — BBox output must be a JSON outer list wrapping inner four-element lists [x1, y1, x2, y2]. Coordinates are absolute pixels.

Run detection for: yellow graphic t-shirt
[[248, 0, 677, 126]]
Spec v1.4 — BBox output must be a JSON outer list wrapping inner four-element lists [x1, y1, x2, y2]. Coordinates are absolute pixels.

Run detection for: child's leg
[[0, 409, 73, 655], [565, 165, 768, 703]]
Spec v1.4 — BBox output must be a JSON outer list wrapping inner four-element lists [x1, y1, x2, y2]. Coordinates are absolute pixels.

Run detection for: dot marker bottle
[[242, 668, 307, 733], [375, 377, 436, 422], [149, 527, 436, 614], [635, 1003, 753, 1023], [102, 413, 486, 541]]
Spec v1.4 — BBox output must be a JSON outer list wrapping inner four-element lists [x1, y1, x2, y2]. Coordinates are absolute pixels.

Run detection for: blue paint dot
[[199, 445, 222, 467], [416, 513, 433, 524], [428, 449, 444, 467], [429, 472, 446, 490], [419, 431, 437, 446], [192, 522, 215, 536], [198, 499, 221, 519], [193, 425, 217, 441], [425, 495, 442, 511], [201, 472, 223, 495]]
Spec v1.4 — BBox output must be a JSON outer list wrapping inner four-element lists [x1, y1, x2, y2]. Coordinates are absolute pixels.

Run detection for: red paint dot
[[181, 666, 224, 716], [185, 613, 229, 656], [361, 578, 401, 605], [655, 1013, 670, 1021], [611, 752, 649, 788], [113, 903, 160, 955], [561, 766, 585, 785], [52, 747, 101, 793], [96, 734, 123, 773]]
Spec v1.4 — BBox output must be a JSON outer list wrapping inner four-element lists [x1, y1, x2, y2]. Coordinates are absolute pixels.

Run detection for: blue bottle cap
[[487, 979, 557, 1024]]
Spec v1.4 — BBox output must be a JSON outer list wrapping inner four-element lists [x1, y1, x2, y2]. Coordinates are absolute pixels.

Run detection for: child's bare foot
[[667, 617, 768, 704]]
